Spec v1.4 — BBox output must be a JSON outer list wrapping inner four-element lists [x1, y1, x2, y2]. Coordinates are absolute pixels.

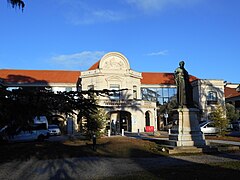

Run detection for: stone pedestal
[[169, 108, 206, 147]]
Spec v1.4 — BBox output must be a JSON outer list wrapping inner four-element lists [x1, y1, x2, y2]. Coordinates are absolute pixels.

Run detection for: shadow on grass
[[127, 148, 240, 179], [0, 137, 240, 179]]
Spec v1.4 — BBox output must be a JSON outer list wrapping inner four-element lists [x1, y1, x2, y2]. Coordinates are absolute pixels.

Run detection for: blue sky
[[1, 0, 240, 83]]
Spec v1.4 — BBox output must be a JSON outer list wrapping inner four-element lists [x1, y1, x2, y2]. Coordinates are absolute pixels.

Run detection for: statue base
[[169, 107, 206, 147]]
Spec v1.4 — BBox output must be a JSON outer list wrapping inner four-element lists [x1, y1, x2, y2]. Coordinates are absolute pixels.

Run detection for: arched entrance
[[49, 114, 66, 133], [145, 111, 151, 126], [110, 111, 132, 133]]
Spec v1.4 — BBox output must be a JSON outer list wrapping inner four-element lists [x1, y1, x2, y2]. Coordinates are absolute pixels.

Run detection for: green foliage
[[0, 87, 98, 133], [158, 98, 177, 113], [84, 107, 107, 137], [0, 87, 60, 133], [209, 104, 229, 136], [0, 86, 117, 136], [157, 96, 177, 124], [226, 103, 239, 122]]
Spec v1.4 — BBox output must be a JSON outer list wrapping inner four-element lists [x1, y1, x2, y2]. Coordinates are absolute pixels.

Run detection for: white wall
[[192, 79, 225, 120]]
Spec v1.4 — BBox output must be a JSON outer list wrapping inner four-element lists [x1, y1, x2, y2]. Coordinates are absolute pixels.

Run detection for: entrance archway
[[49, 114, 66, 133], [110, 111, 132, 133], [145, 111, 151, 126]]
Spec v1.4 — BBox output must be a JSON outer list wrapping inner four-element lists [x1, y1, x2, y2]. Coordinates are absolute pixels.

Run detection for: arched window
[[145, 111, 150, 126]]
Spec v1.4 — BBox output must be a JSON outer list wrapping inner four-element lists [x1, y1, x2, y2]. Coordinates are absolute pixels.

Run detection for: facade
[[225, 84, 240, 111], [192, 79, 225, 121], [80, 52, 157, 132], [0, 52, 226, 133]]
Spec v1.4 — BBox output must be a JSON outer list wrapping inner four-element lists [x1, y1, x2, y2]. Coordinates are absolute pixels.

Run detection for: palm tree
[[7, 0, 25, 10]]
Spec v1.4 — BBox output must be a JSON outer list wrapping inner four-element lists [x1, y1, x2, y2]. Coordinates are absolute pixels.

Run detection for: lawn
[[1, 136, 240, 179], [104, 161, 240, 179], [0, 136, 165, 163]]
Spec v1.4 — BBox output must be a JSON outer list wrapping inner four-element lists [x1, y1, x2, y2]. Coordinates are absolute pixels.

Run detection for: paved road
[[0, 152, 240, 180]]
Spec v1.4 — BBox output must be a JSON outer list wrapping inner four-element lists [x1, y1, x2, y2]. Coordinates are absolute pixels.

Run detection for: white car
[[1, 124, 49, 143], [4, 129, 49, 142], [200, 121, 219, 135], [48, 125, 61, 136]]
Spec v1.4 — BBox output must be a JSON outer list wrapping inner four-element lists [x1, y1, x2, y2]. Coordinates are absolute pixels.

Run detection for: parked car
[[48, 124, 61, 136], [34, 116, 48, 129], [0, 124, 49, 143], [230, 121, 240, 131], [199, 121, 219, 135]]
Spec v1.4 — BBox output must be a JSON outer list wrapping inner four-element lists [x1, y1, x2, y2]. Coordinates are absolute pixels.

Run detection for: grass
[[0, 136, 165, 163], [1, 136, 240, 179], [104, 161, 240, 179], [1, 136, 239, 163]]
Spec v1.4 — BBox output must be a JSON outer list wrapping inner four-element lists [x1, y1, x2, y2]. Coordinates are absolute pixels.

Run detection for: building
[[192, 79, 225, 121], [0, 69, 80, 92], [0, 52, 226, 133], [225, 84, 240, 111]]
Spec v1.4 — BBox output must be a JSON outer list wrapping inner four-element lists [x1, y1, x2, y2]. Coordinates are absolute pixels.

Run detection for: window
[[65, 87, 72, 92], [168, 88, 176, 98], [206, 122, 215, 128], [141, 88, 157, 102], [207, 91, 217, 104], [133, 86, 137, 100], [110, 84, 120, 100], [87, 85, 94, 90], [141, 87, 177, 104], [163, 88, 168, 97]]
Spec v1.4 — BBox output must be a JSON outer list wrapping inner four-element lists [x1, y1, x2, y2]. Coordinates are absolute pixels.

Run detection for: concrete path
[[206, 139, 240, 146], [0, 152, 240, 180], [126, 131, 240, 146]]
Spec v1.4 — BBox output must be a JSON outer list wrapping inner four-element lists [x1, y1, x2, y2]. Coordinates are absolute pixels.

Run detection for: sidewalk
[[125, 131, 240, 153], [138, 131, 240, 146], [207, 139, 240, 146]]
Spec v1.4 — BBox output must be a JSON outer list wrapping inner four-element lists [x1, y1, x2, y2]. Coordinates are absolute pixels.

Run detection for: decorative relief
[[103, 56, 125, 69]]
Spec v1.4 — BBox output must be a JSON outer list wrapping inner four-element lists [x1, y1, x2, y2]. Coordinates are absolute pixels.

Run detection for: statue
[[170, 61, 206, 148], [174, 61, 194, 108]]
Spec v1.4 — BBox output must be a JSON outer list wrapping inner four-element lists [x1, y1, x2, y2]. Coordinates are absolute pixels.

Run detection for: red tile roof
[[141, 72, 198, 85], [225, 87, 240, 98], [88, 61, 198, 85], [141, 72, 175, 84], [0, 69, 81, 84], [89, 61, 100, 70]]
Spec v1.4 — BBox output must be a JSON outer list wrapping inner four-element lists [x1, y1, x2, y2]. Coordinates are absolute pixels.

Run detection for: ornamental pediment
[[99, 52, 130, 70]]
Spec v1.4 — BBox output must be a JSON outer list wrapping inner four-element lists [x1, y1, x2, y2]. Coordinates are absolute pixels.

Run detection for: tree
[[84, 107, 107, 138], [226, 103, 239, 122], [7, 0, 25, 10], [209, 104, 229, 136], [0, 87, 57, 134], [0, 87, 122, 137], [157, 96, 178, 129]]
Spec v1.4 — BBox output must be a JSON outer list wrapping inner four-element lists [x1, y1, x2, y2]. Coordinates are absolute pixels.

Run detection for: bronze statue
[[174, 61, 194, 108]]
